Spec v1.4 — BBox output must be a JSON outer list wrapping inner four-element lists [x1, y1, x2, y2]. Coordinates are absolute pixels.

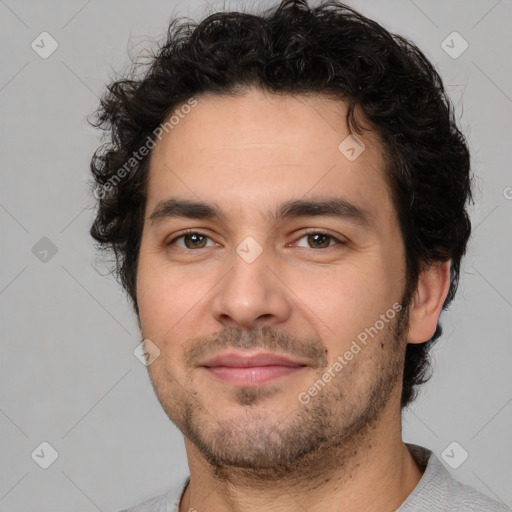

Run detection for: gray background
[[1, 0, 511, 510]]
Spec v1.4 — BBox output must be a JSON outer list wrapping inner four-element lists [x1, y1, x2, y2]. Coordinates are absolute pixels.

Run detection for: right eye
[[166, 230, 217, 250]]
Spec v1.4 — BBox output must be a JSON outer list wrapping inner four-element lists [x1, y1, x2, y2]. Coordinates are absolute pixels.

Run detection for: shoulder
[[117, 475, 190, 512], [446, 476, 511, 512], [400, 444, 510, 512]]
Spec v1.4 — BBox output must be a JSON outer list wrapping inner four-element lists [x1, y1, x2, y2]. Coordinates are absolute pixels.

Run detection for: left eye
[[293, 232, 342, 249]]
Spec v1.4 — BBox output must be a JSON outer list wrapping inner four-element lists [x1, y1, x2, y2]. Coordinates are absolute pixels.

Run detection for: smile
[[202, 365, 307, 386]]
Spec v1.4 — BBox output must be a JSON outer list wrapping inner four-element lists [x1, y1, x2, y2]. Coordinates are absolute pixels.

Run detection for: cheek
[[136, 254, 178, 335], [136, 253, 215, 341], [136, 268, 189, 375], [289, 260, 398, 342]]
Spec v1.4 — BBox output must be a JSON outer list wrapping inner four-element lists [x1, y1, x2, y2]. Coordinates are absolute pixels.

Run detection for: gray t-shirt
[[119, 443, 510, 512]]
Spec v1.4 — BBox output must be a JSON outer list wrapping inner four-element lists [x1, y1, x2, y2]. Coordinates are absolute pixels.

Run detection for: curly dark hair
[[89, 0, 472, 409]]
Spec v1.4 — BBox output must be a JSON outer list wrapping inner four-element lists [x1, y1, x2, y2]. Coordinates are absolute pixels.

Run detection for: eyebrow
[[149, 197, 371, 228]]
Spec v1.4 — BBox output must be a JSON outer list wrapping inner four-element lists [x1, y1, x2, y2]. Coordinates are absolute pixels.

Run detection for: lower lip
[[203, 365, 306, 386]]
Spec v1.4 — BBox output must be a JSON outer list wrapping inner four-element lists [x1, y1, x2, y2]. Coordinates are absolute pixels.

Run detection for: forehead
[[146, 88, 394, 226]]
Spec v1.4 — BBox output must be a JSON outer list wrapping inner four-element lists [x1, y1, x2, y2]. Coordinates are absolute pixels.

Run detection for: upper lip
[[198, 351, 308, 368]]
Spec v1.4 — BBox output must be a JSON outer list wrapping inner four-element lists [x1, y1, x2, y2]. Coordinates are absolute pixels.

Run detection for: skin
[[136, 87, 451, 512]]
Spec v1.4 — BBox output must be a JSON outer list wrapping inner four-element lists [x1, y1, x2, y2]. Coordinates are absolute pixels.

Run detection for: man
[[89, 1, 509, 511]]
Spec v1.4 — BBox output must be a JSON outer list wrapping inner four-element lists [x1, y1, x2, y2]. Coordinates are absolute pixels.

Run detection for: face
[[136, 88, 410, 475]]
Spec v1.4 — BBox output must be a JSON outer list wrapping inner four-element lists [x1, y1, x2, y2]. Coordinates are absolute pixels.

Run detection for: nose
[[210, 241, 292, 330]]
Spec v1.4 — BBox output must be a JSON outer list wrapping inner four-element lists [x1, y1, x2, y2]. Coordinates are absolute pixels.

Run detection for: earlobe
[[407, 260, 451, 344]]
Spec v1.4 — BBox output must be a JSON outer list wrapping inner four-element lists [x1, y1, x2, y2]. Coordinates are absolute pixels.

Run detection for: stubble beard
[[148, 305, 409, 485]]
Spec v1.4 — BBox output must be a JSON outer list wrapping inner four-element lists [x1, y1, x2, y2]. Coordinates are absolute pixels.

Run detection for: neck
[[179, 404, 424, 512]]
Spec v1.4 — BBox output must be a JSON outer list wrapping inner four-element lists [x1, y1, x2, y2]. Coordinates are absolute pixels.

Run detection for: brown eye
[[307, 233, 331, 248], [183, 233, 208, 249], [294, 231, 342, 249], [167, 232, 214, 249]]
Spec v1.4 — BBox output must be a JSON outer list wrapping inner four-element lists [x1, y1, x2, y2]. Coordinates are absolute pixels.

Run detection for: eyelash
[[165, 229, 346, 250]]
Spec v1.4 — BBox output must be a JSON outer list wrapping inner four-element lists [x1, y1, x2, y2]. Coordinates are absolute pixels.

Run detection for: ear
[[407, 260, 451, 344]]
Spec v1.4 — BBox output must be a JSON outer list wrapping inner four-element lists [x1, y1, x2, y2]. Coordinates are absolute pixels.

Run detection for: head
[[90, 0, 471, 471]]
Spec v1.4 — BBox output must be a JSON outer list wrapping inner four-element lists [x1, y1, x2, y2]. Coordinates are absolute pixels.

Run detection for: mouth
[[198, 351, 309, 387]]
